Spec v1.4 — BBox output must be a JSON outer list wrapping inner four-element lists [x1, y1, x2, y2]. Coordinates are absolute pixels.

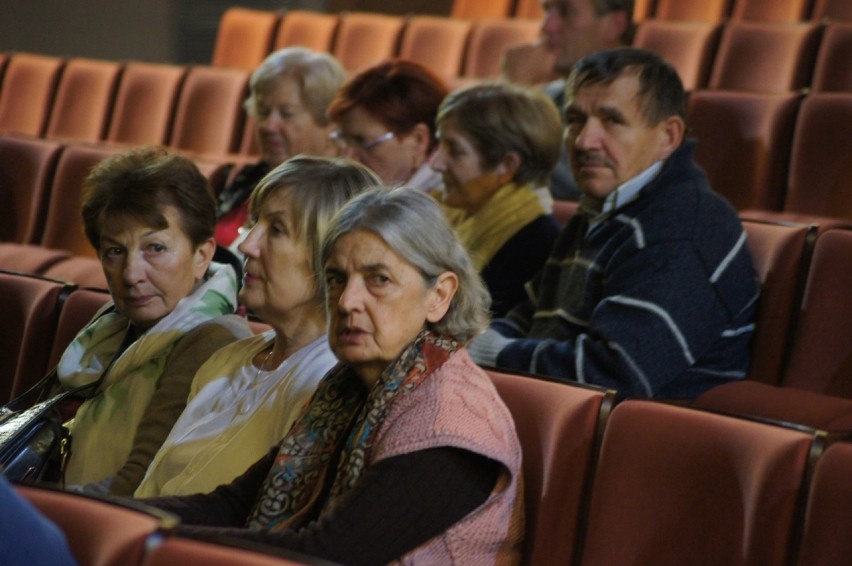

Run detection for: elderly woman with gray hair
[[145, 187, 524, 565]]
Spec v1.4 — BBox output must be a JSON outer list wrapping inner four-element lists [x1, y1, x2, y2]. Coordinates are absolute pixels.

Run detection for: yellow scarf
[[447, 182, 545, 270]]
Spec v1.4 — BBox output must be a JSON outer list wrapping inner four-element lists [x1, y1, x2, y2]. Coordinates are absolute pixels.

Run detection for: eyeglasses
[[329, 130, 396, 152]]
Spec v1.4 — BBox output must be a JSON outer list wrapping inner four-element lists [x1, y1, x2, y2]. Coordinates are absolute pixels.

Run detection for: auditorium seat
[[106, 61, 187, 146], [632, 20, 722, 91], [462, 18, 540, 80], [742, 220, 815, 385], [0, 270, 74, 402], [451, 0, 514, 18], [273, 9, 339, 53], [144, 536, 319, 566], [708, 22, 822, 93], [488, 369, 615, 565], [513, 0, 543, 19], [47, 287, 112, 368], [16, 484, 177, 566], [43, 256, 108, 291], [812, 0, 852, 21], [0, 52, 8, 86], [0, 52, 64, 136], [797, 441, 852, 565], [732, 0, 813, 22], [331, 12, 405, 73], [811, 23, 852, 92], [0, 135, 63, 244], [0, 243, 71, 274], [44, 57, 123, 143], [581, 400, 822, 566], [168, 65, 249, 156], [397, 16, 471, 81], [653, 0, 730, 22], [782, 93, 852, 221], [781, 228, 852, 398], [687, 90, 801, 211], [211, 7, 281, 71]]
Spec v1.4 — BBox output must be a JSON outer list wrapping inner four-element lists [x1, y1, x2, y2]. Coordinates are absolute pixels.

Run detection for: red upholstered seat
[[397, 16, 471, 82], [331, 12, 405, 74], [812, 23, 852, 93], [732, 0, 813, 22], [0, 52, 64, 136], [654, 0, 730, 22], [47, 287, 111, 368], [273, 10, 339, 53], [462, 18, 540, 80], [450, 0, 514, 18], [211, 8, 281, 71], [632, 20, 722, 91]]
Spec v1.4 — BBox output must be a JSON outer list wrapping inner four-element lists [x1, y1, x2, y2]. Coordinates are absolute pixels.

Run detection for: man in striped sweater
[[469, 47, 759, 399]]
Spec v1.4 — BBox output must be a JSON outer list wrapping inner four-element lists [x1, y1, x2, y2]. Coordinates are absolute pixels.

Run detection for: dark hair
[[81, 146, 215, 250], [327, 59, 449, 152], [566, 47, 686, 124], [592, 0, 635, 44]]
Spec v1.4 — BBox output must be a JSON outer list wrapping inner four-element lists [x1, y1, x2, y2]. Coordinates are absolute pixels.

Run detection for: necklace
[[255, 345, 276, 380]]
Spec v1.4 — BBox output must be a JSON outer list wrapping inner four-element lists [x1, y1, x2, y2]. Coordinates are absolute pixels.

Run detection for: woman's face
[[432, 118, 507, 213], [337, 105, 427, 185], [238, 189, 318, 325], [324, 229, 455, 386], [99, 206, 214, 329], [254, 76, 335, 166]]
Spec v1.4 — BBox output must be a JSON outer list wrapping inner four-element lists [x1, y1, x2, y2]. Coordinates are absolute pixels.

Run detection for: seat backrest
[[0, 270, 73, 402], [654, 0, 731, 22], [731, 0, 813, 22], [0, 52, 64, 136], [581, 400, 819, 566], [331, 12, 405, 74], [451, 0, 514, 18], [39, 142, 120, 257], [0, 134, 63, 244], [487, 369, 614, 565], [47, 286, 112, 369], [211, 7, 281, 71], [273, 9, 339, 53], [687, 90, 801, 211], [0, 243, 71, 275], [782, 228, 852, 397], [811, 23, 852, 92], [144, 536, 314, 566], [168, 65, 249, 155], [462, 18, 540, 79], [797, 441, 852, 565], [708, 21, 822, 93], [16, 484, 176, 566], [513, 0, 543, 19], [783, 93, 852, 220], [106, 61, 187, 145], [812, 0, 852, 21], [397, 15, 471, 81], [741, 220, 814, 385], [632, 20, 721, 91], [44, 57, 123, 142], [42, 256, 108, 292]]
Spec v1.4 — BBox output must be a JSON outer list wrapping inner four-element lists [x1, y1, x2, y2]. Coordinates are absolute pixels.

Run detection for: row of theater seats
[[10, 369, 852, 565], [454, 0, 852, 22]]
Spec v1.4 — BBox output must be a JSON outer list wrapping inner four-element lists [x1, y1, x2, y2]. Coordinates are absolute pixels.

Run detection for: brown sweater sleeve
[[108, 316, 250, 496]]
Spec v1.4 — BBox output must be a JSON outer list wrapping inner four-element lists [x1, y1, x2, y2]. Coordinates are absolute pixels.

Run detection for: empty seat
[[0, 243, 71, 274], [741, 220, 815, 385], [44, 57, 123, 142], [782, 228, 852, 398], [654, 0, 731, 22], [47, 287, 112, 368], [708, 22, 822, 93], [812, 0, 852, 21], [0, 135, 63, 244], [43, 256, 108, 291], [16, 484, 177, 566], [581, 400, 821, 566], [513, 0, 543, 19], [398, 16, 471, 81], [106, 61, 187, 146], [462, 18, 540, 79], [632, 21, 722, 91], [782, 93, 852, 221], [732, 0, 812, 22], [797, 441, 852, 565], [488, 370, 615, 565], [451, 0, 514, 18], [211, 7, 281, 71], [168, 65, 249, 156], [273, 9, 339, 53], [331, 12, 405, 73], [0, 270, 74, 402], [811, 23, 852, 92], [0, 52, 64, 136], [145, 536, 317, 566], [687, 90, 802, 211]]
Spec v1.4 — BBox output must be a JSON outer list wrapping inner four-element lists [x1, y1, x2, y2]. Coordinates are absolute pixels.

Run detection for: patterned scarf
[[248, 329, 459, 531]]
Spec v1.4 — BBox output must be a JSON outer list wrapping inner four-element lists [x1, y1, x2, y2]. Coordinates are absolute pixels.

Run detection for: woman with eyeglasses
[[327, 59, 448, 190]]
